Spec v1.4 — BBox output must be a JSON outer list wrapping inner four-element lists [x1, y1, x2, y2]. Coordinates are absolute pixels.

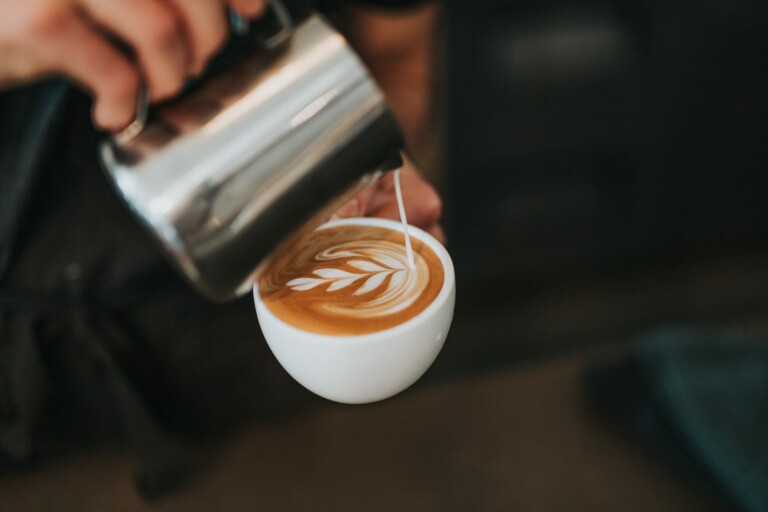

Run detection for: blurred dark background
[[437, 0, 768, 372], [3, 1, 767, 510]]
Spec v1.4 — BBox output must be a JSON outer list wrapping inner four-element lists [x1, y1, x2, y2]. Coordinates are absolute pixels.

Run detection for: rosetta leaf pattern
[[287, 258, 406, 295]]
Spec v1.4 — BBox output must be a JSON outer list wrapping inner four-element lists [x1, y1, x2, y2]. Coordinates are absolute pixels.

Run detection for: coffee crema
[[258, 225, 444, 335]]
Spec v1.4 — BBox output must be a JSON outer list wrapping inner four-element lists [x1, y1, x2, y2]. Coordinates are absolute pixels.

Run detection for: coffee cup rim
[[252, 217, 454, 343]]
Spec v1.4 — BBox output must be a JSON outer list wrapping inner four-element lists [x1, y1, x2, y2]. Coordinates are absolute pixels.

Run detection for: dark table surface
[[1, 345, 730, 512]]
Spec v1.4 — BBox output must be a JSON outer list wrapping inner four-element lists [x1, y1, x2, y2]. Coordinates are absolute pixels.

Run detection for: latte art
[[259, 225, 444, 335], [287, 239, 427, 317]]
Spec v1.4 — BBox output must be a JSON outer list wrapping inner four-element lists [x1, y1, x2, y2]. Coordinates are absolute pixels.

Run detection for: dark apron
[[0, 82, 311, 498], [0, 0, 426, 497]]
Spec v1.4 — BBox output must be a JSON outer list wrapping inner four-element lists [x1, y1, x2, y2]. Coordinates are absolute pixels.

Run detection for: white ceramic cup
[[253, 217, 455, 404]]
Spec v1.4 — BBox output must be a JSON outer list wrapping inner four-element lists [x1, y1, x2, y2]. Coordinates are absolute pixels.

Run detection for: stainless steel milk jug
[[99, 1, 403, 301]]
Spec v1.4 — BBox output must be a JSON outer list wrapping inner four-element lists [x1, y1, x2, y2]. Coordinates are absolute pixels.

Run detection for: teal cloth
[[588, 329, 768, 512]]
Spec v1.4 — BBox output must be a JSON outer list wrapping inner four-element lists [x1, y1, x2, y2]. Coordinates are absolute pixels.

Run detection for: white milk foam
[[285, 237, 428, 318], [282, 168, 424, 319], [393, 168, 416, 269]]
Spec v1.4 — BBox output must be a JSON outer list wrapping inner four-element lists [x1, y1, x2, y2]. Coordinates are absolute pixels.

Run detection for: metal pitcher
[[99, 1, 403, 301]]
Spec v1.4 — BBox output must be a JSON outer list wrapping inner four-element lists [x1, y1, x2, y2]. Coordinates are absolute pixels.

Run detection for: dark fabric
[[0, 0, 427, 497], [1, 82, 316, 495], [322, 0, 430, 9], [587, 329, 768, 512], [1, 81, 72, 463]]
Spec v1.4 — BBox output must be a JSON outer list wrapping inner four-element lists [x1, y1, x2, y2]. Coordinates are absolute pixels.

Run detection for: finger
[[400, 167, 443, 227], [331, 174, 380, 219], [332, 198, 362, 219], [228, 0, 267, 18], [81, 0, 188, 101], [365, 171, 443, 229], [427, 223, 446, 245], [32, 9, 140, 129], [166, 0, 229, 74], [365, 189, 445, 244]]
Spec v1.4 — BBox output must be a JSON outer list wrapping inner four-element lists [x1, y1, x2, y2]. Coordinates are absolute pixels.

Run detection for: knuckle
[[150, 67, 183, 99], [103, 63, 140, 103], [422, 189, 443, 224], [94, 103, 127, 131], [232, 0, 267, 17], [197, 24, 227, 64], [152, 77, 183, 101], [18, 4, 69, 38], [208, 24, 229, 55], [251, 0, 268, 15], [145, 8, 181, 48], [432, 194, 444, 220]]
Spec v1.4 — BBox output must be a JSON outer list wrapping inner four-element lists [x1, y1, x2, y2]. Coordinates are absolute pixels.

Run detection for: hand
[[334, 154, 445, 244], [334, 3, 445, 244], [0, 0, 266, 130]]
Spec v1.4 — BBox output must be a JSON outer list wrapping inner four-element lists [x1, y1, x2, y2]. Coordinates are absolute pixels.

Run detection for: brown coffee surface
[[259, 225, 444, 335]]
